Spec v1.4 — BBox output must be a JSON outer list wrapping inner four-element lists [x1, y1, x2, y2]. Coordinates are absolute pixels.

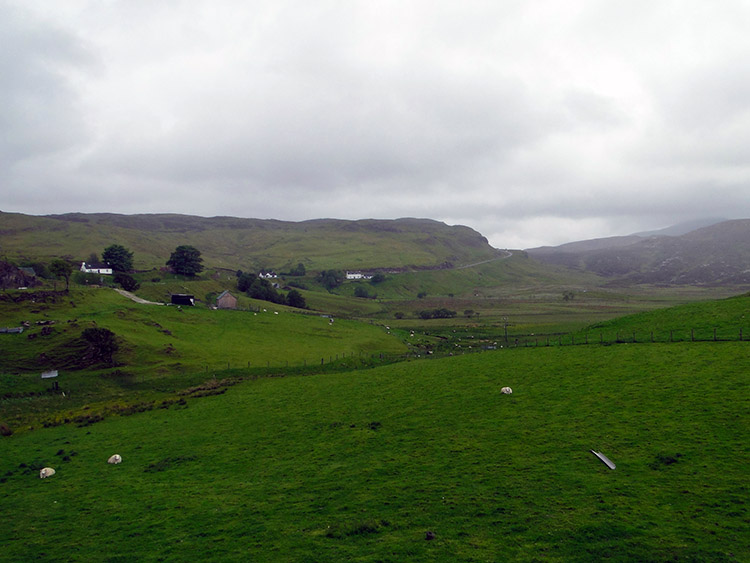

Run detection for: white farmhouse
[[80, 262, 113, 275]]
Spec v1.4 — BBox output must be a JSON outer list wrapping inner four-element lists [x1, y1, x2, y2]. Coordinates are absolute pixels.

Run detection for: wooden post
[[633, 331, 636, 343], [651, 331, 654, 343], [670, 330, 673, 342], [691, 329, 694, 341], [713, 328, 717, 341]]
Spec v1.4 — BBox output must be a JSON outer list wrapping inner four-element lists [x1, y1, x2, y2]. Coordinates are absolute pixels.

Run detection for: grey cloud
[[0, 3, 94, 169], [2, 1, 750, 249]]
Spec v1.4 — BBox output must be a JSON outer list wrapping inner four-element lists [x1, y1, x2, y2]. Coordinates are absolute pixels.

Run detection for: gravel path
[[113, 288, 164, 305]]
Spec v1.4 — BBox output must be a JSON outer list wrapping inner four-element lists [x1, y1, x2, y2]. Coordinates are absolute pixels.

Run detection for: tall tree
[[49, 259, 72, 291], [286, 288, 306, 309], [167, 245, 204, 276], [102, 244, 134, 272], [317, 269, 344, 291]]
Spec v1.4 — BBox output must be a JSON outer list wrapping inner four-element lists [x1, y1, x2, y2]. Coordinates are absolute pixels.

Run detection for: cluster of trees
[[318, 269, 344, 291], [418, 308, 457, 320], [38, 243, 206, 291], [237, 272, 306, 309], [354, 285, 377, 299]]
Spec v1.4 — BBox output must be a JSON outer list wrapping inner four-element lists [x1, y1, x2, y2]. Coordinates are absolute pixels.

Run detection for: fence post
[[650, 331, 654, 343], [670, 330, 673, 342], [691, 329, 694, 342], [740, 328, 743, 341], [713, 328, 717, 341]]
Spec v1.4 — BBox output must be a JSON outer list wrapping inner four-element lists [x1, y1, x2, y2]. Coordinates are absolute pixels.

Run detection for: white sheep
[[39, 467, 56, 479], [500, 386, 513, 394], [107, 454, 122, 464]]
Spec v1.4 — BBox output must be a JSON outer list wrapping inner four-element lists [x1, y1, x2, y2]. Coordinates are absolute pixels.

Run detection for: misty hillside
[[0, 211, 500, 272], [527, 219, 750, 285]]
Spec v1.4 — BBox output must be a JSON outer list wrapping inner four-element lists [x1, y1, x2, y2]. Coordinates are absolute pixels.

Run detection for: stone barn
[[216, 290, 238, 310]]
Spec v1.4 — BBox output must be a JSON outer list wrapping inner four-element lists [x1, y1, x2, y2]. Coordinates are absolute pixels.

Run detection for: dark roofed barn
[[171, 294, 195, 306]]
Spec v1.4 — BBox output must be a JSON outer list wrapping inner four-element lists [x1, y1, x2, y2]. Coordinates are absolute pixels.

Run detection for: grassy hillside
[[1, 343, 746, 561], [572, 293, 750, 343], [0, 212, 500, 272], [0, 288, 407, 429]]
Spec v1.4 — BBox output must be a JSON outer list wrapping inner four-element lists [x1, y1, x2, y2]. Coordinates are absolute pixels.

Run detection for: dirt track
[[113, 288, 164, 305]]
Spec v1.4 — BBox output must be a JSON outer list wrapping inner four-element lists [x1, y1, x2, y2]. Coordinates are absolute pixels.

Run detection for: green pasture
[[0, 288, 406, 429], [568, 293, 750, 344], [1, 342, 747, 561]]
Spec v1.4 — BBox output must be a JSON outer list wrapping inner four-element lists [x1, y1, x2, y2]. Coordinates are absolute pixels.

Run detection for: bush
[[82, 327, 119, 365], [286, 289, 307, 309], [114, 273, 140, 291], [354, 285, 376, 299]]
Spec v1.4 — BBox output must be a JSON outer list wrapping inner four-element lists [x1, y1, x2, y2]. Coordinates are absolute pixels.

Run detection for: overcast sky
[[2, 1, 749, 248]]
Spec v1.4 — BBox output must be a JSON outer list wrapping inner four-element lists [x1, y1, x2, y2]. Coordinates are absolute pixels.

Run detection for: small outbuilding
[[171, 294, 195, 306], [216, 290, 238, 310]]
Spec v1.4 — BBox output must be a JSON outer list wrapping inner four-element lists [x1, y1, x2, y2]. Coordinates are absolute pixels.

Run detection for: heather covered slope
[[528, 218, 750, 285]]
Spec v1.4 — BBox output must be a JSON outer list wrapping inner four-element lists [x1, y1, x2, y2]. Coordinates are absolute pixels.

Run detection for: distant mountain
[[0, 211, 501, 272], [632, 218, 727, 237], [527, 219, 750, 285]]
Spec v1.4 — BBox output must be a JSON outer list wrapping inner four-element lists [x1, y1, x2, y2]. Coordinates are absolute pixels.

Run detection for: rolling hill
[[0, 211, 501, 273]]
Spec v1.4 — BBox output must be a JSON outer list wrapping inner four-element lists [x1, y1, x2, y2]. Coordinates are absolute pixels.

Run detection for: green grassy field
[[0, 288, 406, 430], [1, 342, 747, 561]]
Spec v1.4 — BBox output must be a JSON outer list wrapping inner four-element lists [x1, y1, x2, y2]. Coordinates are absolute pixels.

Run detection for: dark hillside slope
[[528, 219, 750, 285], [0, 211, 500, 272]]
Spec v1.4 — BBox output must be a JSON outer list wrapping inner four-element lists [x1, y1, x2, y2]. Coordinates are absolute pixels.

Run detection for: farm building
[[80, 262, 113, 275], [216, 290, 238, 310], [171, 294, 195, 306], [346, 271, 373, 280]]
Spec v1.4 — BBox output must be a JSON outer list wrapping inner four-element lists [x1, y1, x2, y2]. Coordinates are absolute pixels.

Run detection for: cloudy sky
[[2, 1, 749, 248]]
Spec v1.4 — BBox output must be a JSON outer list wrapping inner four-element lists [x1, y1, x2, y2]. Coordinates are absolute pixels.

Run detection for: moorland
[[0, 211, 748, 561]]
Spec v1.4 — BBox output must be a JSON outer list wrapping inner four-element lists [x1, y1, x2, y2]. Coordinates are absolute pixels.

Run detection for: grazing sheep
[[39, 467, 56, 479], [107, 454, 122, 464], [500, 386, 513, 394]]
